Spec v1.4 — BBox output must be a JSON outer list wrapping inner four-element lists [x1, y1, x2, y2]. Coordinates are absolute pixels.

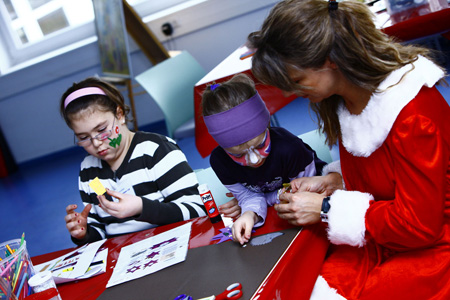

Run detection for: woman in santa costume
[[247, 0, 450, 299]]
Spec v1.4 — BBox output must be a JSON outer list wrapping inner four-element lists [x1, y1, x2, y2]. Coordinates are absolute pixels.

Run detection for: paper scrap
[[33, 239, 107, 284], [89, 177, 106, 195]]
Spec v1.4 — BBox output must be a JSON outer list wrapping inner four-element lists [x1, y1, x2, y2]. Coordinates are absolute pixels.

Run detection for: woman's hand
[[232, 211, 260, 245], [275, 191, 324, 226], [97, 189, 143, 219], [65, 204, 92, 240], [290, 172, 343, 195], [218, 194, 241, 219]]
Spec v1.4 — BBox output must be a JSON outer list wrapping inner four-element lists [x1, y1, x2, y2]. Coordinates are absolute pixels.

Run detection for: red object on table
[[31, 207, 328, 300], [381, 8, 450, 41], [194, 46, 296, 158]]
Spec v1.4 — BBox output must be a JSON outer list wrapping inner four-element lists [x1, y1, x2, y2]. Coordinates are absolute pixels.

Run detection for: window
[[0, 0, 96, 70], [0, 0, 198, 74]]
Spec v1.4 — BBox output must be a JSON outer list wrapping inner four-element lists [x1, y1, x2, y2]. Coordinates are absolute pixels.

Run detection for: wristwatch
[[320, 196, 331, 222]]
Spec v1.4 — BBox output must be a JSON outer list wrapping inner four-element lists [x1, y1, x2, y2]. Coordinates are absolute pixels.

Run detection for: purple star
[[127, 265, 141, 273], [211, 227, 233, 244], [143, 260, 158, 269]]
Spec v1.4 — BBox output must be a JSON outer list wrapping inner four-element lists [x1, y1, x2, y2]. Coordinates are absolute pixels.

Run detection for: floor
[[1, 36, 450, 258]]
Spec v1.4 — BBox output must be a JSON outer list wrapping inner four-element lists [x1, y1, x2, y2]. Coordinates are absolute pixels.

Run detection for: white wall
[[0, 1, 277, 164]]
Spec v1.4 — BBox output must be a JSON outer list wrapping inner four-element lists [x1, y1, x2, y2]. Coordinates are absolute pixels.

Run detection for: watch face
[[320, 212, 329, 223], [321, 196, 331, 213]]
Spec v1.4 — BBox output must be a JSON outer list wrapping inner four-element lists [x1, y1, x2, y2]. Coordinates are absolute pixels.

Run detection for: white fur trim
[[338, 56, 444, 157], [327, 190, 373, 247], [310, 275, 347, 300], [322, 160, 341, 176], [322, 160, 346, 190]]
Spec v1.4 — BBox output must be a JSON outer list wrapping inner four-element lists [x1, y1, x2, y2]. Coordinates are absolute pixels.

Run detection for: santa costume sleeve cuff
[[327, 189, 373, 247]]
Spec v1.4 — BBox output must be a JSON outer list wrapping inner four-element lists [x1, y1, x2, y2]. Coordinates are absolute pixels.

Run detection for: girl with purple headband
[[60, 77, 206, 246], [202, 74, 327, 244]]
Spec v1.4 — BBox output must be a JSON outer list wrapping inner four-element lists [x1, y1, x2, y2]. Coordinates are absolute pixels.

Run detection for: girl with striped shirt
[[60, 77, 206, 245]]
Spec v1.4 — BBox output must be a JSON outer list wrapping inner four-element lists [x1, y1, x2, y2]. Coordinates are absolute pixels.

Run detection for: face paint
[[226, 130, 271, 167], [108, 125, 122, 148]]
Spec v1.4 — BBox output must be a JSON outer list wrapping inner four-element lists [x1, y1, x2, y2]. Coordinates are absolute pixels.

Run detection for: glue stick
[[198, 184, 222, 224]]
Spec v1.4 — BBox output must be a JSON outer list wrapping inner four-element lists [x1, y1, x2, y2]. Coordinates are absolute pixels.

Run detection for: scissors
[[174, 294, 192, 300], [197, 282, 243, 300]]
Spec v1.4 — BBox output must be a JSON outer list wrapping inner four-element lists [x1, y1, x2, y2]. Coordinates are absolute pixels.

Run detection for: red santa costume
[[310, 56, 450, 300]]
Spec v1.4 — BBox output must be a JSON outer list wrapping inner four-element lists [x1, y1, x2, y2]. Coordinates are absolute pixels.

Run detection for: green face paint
[[108, 133, 122, 148]]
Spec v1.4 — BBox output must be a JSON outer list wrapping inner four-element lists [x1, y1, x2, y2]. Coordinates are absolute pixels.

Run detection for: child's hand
[[98, 189, 143, 219], [219, 194, 241, 219], [65, 204, 92, 240], [232, 211, 258, 245]]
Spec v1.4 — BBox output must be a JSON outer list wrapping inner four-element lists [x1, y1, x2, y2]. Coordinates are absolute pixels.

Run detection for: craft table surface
[[31, 208, 329, 300]]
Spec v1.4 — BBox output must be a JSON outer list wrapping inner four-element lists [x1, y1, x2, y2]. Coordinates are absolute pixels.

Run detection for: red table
[[381, 8, 450, 41], [194, 46, 296, 158], [31, 207, 329, 300]]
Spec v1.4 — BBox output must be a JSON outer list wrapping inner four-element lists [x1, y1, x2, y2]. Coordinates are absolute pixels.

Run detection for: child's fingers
[[70, 227, 86, 239], [105, 188, 122, 199], [232, 224, 243, 244], [80, 204, 92, 219], [66, 204, 78, 214], [219, 198, 238, 210]]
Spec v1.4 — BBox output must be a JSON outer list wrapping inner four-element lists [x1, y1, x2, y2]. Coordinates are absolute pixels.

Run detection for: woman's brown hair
[[248, 0, 442, 146]]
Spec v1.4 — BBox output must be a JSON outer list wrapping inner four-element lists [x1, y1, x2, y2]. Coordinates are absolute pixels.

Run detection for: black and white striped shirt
[[73, 131, 206, 245]]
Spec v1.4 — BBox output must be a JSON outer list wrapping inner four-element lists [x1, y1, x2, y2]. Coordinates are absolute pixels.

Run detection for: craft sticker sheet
[[34, 239, 107, 284], [106, 222, 192, 288]]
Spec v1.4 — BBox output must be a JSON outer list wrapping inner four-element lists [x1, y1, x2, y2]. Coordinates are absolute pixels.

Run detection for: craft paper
[[89, 177, 106, 195], [34, 239, 107, 284], [106, 222, 192, 288]]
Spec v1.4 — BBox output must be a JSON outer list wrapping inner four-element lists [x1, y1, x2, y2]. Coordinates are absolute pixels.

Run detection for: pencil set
[[0, 234, 36, 300]]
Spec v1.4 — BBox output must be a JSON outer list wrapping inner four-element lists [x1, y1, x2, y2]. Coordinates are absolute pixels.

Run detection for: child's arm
[[224, 183, 267, 227]]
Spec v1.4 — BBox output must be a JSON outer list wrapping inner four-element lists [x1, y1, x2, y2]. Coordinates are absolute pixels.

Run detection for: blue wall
[[0, 4, 274, 164]]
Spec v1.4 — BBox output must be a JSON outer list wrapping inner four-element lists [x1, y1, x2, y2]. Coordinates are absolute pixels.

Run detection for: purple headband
[[64, 87, 106, 109], [204, 93, 270, 148]]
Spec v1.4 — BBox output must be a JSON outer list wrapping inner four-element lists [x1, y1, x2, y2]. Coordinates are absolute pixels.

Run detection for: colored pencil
[[0, 254, 19, 276], [15, 272, 27, 299], [19, 233, 25, 248]]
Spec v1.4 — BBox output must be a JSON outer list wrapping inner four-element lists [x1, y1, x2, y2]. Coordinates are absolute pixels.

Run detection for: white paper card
[[106, 222, 192, 288]]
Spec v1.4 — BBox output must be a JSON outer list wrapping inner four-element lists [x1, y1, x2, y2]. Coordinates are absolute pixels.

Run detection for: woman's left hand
[[97, 189, 143, 219], [275, 191, 324, 226]]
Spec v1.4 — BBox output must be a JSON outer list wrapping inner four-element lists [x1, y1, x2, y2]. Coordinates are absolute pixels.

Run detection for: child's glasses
[[75, 118, 115, 146]]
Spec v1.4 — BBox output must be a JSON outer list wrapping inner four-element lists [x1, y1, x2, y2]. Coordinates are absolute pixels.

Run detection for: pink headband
[[64, 87, 106, 109], [203, 93, 270, 148]]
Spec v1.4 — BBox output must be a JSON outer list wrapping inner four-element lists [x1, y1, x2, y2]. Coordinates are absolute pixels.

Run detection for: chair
[[298, 129, 333, 164], [135, 51, 207, 139], [195, 167, 232, 206]]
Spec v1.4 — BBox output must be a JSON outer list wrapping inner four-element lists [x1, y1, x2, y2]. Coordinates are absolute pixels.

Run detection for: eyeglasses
[[75, 118, 115, 147]]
